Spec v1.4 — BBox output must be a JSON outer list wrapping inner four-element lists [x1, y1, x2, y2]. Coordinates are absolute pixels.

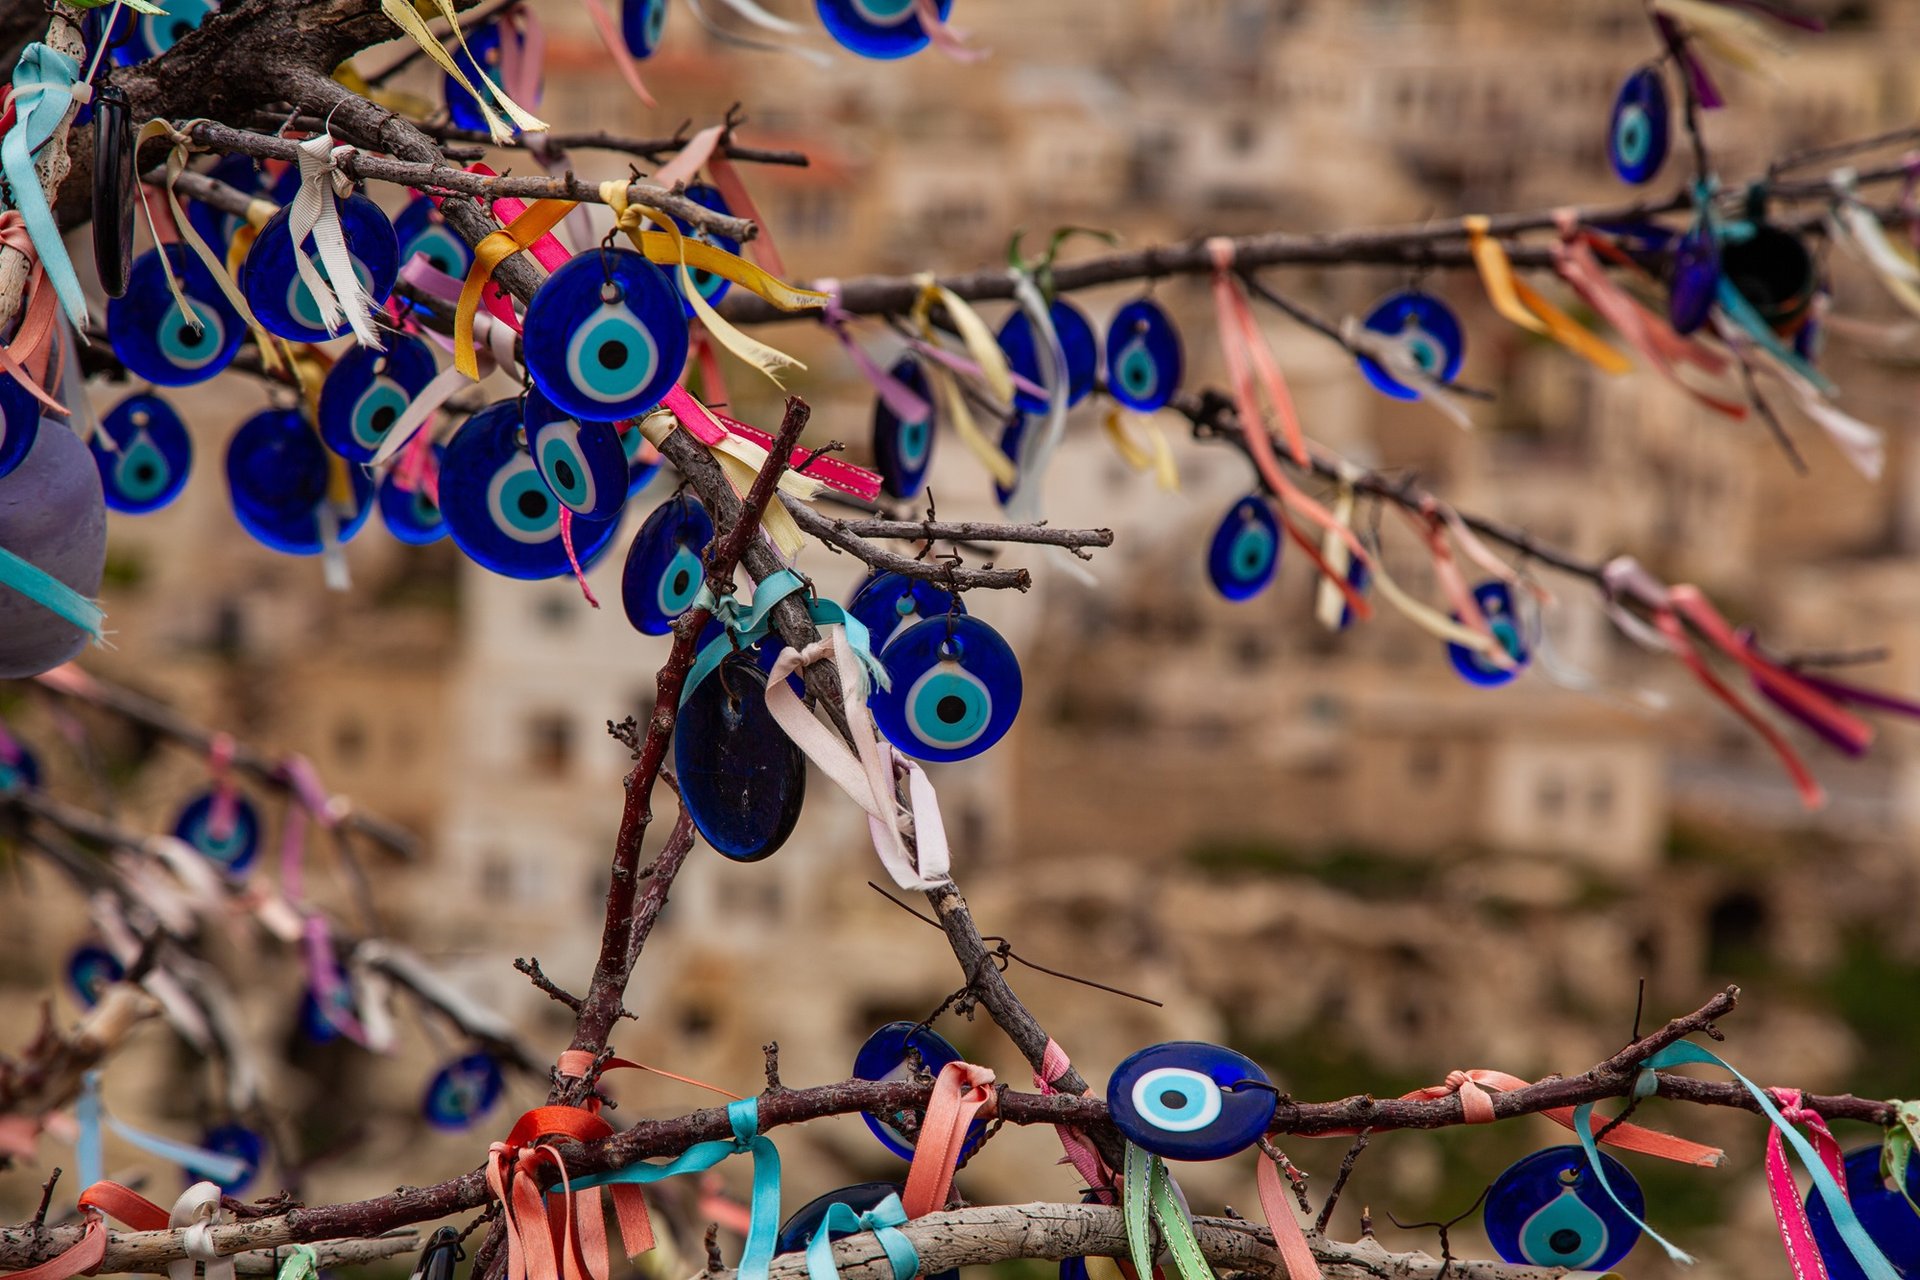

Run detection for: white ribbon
[[763, 627, 952, 891], [1004, 268, 1067, 522], [288, 136, 383, 349], [170, 1183, 235, 1280], [1315, 478, 1357, 631], [1341, 318, 1476, 430]]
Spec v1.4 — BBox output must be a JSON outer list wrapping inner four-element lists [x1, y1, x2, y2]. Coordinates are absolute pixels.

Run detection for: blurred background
[[5, 0, 1920, 1277]]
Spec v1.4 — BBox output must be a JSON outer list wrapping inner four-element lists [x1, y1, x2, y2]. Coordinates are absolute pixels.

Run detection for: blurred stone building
[[5, 1, 1920, 1276]]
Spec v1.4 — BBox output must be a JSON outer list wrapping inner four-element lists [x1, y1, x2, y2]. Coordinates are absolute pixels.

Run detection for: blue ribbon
[[0, 541, 105, 643], [3, 44, 90, 326], [681, 569, 887, 707], [73, 1069, 252, 1188], [1574, 1040, 1898, 1280], [803, 1192, 919, 1280], [571, 1097, 782, 1280]]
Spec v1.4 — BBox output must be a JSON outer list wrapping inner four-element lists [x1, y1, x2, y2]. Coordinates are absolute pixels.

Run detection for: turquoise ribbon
[[1714, 275, 1835, 395], [680, 569, 887, 706], [1575, 1041, 1898, 1279], [0, 541, 106, 643], [571, 1097, 782, 1280], [4, 44, 90, 326], [74, 1070, 252, 1188], [803, 1191, 919, 1280]]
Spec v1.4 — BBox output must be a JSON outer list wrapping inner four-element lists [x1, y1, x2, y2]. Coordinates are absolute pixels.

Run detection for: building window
[[334, 716, 367, 766], [480, 854, 511, 897], [1588, 776, 1615, 820], [1407, 743, 1443, 785], [1537, 775, 1567, 818], [526, 712, 573, 777]]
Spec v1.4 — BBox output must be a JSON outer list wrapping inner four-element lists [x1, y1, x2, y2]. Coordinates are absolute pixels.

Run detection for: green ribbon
[[680, 569, 887, 707], [1124, 1142, 1215, 1280], [274, 1246, 318, 1280]]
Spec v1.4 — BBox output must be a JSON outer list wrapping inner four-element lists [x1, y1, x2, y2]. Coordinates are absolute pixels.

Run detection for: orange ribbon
[[901, 1061, 997, 1218]]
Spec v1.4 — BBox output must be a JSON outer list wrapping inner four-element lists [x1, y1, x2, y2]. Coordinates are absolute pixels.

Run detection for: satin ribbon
[[486, 1103, 653, 1280], [0, 1182, 214, 1280], [74, 1070, 252, 1189], [1124, 1142, 1214, 1280], [459, 162, 572, 333], [1653, 0, 1792, 74], [1033, 1039, 1112, 1200], [1602, 557, 1868, 809], [1255, 1151, 1322, 1280], [3, 43, 88, 326], [909, 274, 1017, 486], [285, 135, 383, 347], [0, 543, 106, 646], [205, 732, 239, 841], [0, 212, 66, 412], [639, 392, 804, 556], [580, 0, 657, 107], [1463, 216, 1630, 373], [1402, 504, 1507, 667], [276, 1246, 318, 1280], [910, 0, 985, 60], [1314, 480, 1358, 631], [682, 569, 886, 703], [1319, 1067, 1721, 1163], [804, 1192, 920, 1280], [681, 0, 833, 65], [1551, 216, 1746, 418], [652, 125, 789, 279], [599, 185, 824, 387], [453, 198, 575, 380], [1714, 265, 1835, 395], [902, 1062, 997, 1218], [1576, 1041, 1896, 1278], [819, 281, 930, 421], [1102, 407, 1178, 491], [1765, 1089, 1847, 1280], [169, 1182, 235, 1280], [571, 1098, 782, 1280], [763, 624, 954, 892], [378, 0, 547, 143]]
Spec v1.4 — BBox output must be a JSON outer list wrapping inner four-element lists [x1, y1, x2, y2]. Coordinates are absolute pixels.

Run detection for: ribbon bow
[[804, 1193, 920, 1280], [902, 1062, 997, 1218], [286, 135, 383, 348], [170, 1183, 235, 1280], [0, 1182, 233, 1280], [571, 1098, 782, 1280]]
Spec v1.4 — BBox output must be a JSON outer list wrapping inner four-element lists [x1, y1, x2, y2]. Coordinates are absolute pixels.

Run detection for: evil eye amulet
[[240, 193, 400, 343], [198, 1124, 265, 1196], [871, 614, 1021, 763], [67, 945, 123, 1008], [111, 0, 215, 64], [622, 493, 714, 635], [1207, 496, 1280, 602], [226, 410, 375, 555], [1357, 291, 1465, 401], [422, 1052, 506, 1130], [0, 741, 38, 794], [815, 0, 954, 59], [107, 246, 244, 386], [1106, 1041, 1275, 1162], [849, 571, 962, 655], [1446, 580, 1529, 687], [1669, 221, 1720, 335], [318, 335, 439, 464], [1105, 298, 1182, 413], [524, 389, 632, 521], [852, 1022, 981, 1159], [379, 467, 447, 546], [999, 299, 1099, 413], [675, 657, 806, 862], [777, 1183, 961, 1280], [440, 400, 620, 580], [300, 985, 357, 1043], [172, 790, 262, 874], [0, 374, 43, 481], [1339, 556, 1370, 631], [1484, 1145, 1643, 1272], [522, 249, 688, 423], [673, 184, 742, 315], [93, 394, 192, 514], [623, 0, 669, 55], [1609, 67, 1670, 186], [1807, 1146, 1920, 1280], [394, 197, 473, 278], [873, 357, 936, 499], [623, 421, 663, 498]]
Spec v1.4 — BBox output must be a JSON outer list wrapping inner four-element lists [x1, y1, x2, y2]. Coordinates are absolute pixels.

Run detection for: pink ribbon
[[910, 0, 986, 61], [1033, 1039, 1113, 1200], [820, 278, 931, 422], [652, 124, 789, 278], [495, 6, 546, 127], [904, 336, 1047, 402], [658, 384, 882, 501], [558, 509, 601, 608], [579, 0, 657, 107], [1256, 1152, 1323, 1280], [1767, 1088, 1848, 1280], [449, 162, 572, 333], [205, 732, 239, 842], [0, 211, 68, 415]]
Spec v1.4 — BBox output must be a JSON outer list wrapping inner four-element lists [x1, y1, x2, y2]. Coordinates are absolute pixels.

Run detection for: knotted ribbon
[[286, 135, 382, 348], [0, 211, 66, 412], [1, 1182, 231, 1280], [1123, 1142, 1214, 1280], [908, 274, 1017, 486], [571, 1098, 782, 1280], [901, 1062, 997, 1218], [1464, 215, 1629, 373], [804, 1192, 921, 1280], [3, 43, 88, 326], [1765, 1088, 1848, 1280], [1033, 1039, 1112, 1200], [1575, 1041, 1894, 1277]]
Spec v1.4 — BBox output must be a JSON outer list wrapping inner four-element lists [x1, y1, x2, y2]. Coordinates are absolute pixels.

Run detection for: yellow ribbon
[[377, 0, 546, 144], [1464, 216, 1631, 374], [453, 198, 574, 380], [909, 274, 1017, 487], [598, 181, 823, 387], [630, 408, 811, 557], [1101, 406, 1177, 491]]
